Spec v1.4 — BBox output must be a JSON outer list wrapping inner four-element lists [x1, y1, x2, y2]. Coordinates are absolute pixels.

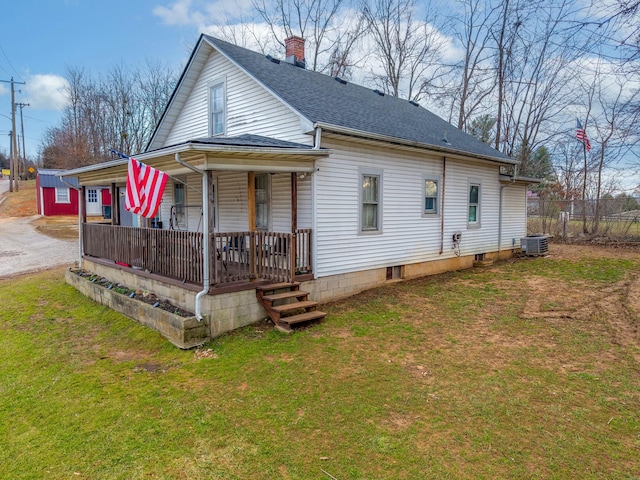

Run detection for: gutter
[[313, 121, 517, 166], [174, 153, 209, 322], [61, 142, 329, 177], [59, 175, 83, 269]]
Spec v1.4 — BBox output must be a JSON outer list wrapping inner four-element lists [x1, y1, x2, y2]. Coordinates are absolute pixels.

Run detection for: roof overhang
[[499, 174, 542, 185], [315, 122, 517, 166], [59, 141, 330, 186]]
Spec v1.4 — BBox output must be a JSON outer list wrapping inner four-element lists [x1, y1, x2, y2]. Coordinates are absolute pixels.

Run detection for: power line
[[0, 45, 24, 82]]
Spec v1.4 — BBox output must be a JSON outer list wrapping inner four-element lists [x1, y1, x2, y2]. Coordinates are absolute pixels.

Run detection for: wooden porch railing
[[83, 223, 204, 283], [83, 224, 311, 286]]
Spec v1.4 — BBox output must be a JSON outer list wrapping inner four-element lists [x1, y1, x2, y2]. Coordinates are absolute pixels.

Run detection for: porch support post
[[79, 186, 86, 268], [290, 172, 298, 283], [111, 183, 120, 225], [80, 186, 87, 224], [207, 171, 215, 284], [248, 172, 256, 279]]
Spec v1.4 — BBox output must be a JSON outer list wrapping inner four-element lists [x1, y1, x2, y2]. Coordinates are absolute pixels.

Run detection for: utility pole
[[8, 131, 12, 191], [1, 78, 26, 192], [17, 103, 29, 180]]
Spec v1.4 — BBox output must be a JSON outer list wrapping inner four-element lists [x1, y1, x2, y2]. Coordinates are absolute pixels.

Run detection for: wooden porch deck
[[82, 224, 312, 287]]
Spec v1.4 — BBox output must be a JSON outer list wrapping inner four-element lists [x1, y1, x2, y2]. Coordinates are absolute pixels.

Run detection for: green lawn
[[1, 245, 640, 479]]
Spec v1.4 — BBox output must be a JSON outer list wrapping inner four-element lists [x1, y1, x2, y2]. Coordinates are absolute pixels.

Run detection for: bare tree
[[253, 0, 351, 71], [360, 0, 447, 101], [40, 63, 177, 169], [584, 67, 639, 233], [448, 0, 498, 130]]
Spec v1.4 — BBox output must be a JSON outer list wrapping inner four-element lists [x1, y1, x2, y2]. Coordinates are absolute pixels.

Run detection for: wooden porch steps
[[256, 282, 327, 332]]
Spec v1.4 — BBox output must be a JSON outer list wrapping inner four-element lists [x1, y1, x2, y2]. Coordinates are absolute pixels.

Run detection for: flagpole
[[581, 139, 588, 235]]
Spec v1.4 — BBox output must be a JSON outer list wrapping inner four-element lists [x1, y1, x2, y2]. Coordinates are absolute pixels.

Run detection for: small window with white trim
[[468, 183, 481, 227], [423, 178, 438, 215], [359, 168, 383, 233], [209, 80, 226, 136], [55, 188, 70, 204]]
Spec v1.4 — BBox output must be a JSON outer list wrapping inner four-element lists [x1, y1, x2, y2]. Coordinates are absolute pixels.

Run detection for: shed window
[[55, 188, 70, 204]]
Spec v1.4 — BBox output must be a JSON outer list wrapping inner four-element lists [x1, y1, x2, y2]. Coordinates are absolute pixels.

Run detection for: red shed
[[36, 169, 111, 217]]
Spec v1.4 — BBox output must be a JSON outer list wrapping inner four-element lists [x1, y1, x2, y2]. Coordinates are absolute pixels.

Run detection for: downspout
[[60, 176, 83, 268], [311, 126, 322, 278], [174, 153, 209, 322], [439, 157, 447, 255], [313, 126, 322, 150]]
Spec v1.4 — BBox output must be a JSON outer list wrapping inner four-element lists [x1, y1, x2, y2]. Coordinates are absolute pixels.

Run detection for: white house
[[61, 35, 535, 345]]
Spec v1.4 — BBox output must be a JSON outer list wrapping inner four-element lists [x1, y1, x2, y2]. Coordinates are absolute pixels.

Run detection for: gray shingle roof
[[204, 35, 512, 164], [185, 134, 318, 150]]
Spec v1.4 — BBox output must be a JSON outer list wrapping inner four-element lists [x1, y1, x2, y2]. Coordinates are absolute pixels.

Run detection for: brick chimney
[[285, 36, 305, 68]]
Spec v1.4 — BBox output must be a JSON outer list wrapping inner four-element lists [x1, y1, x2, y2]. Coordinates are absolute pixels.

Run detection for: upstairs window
[[209, 81, 226, 136]]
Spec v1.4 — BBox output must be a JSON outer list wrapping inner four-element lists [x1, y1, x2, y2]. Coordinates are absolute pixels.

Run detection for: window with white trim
[[423, 178, 438, 214], [55, 188, 70, 204], [468, 183, 481, 226], [255, 173, 271, 230], [209, 80, 226, 136], [360, 169, 382, 233]]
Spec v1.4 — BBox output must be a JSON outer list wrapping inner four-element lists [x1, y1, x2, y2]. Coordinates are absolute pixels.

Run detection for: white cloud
[[24, 74, 69, 111], [153, 0, 263, 29], [0, 83, 8, 96], [153, 0, 205, 27]]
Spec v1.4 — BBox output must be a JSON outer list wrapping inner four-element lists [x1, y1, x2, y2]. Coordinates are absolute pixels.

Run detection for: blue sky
[[0, 0, 202, 158]]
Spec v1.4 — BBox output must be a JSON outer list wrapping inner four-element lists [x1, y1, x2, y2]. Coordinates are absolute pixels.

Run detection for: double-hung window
[[423, 178, 438, 215], [255, 173, 270, 230], [360, 169, 382, 233], [209, 80, 226, 136], [468, 183, 481, 227], [55, 188, 70, 204]]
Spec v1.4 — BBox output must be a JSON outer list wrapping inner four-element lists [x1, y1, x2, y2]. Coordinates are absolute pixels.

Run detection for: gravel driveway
[[0, 215, 79, 278]]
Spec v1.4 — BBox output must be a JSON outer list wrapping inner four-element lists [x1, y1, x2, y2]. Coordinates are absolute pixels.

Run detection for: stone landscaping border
[[65, 269, 210, 349]]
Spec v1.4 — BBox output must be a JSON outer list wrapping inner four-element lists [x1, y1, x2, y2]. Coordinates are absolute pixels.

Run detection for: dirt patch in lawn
[[31, 216, 79, 240]]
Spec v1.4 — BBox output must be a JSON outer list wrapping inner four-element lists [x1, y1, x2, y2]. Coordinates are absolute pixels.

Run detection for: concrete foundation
[[75, 250, 515, 345]]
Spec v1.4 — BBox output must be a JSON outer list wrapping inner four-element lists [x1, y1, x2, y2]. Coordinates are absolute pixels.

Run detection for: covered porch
[[82, 224, 312, 287], [64, 135, 329, 291]]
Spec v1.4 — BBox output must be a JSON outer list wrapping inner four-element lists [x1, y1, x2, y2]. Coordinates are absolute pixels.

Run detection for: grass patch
[[0, 179, 37, 217], [1, 246, 640, 479]]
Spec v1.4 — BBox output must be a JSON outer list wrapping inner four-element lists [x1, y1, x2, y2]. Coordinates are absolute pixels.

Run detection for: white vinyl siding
[[500, 184, 527, 250], [314, 138, 505, 278], [163, 49, 310, 147]]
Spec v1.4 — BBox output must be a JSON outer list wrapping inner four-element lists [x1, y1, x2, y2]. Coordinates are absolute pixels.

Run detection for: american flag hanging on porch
[[112, 150, 169, 218]]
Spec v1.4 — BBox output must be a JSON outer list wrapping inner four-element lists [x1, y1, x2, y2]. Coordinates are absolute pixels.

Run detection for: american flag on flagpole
[[576, 119, 591, 152], [112, 150, 169, 218]]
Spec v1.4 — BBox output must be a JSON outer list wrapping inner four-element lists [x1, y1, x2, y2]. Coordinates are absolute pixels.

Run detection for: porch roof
[[59, 135, 329, 185]]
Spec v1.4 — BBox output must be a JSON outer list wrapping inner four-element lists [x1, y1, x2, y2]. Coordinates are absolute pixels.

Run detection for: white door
[[86, 188, 102, 215]]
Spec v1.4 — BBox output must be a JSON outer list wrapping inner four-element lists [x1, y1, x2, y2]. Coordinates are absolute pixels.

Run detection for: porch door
[[255, 173, 271, 230], [85, 188, 102, 215]]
